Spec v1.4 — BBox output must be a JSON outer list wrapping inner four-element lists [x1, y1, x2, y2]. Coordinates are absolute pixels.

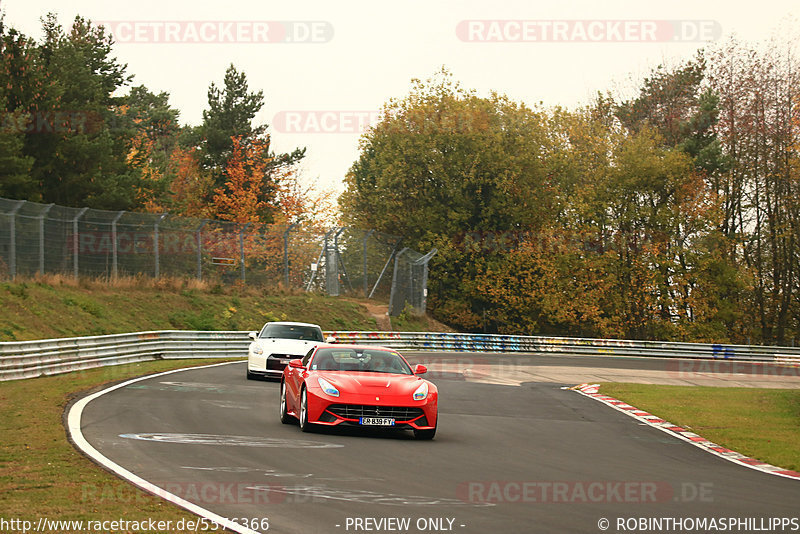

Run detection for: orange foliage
[[212, 136, 273, 224], [168, 146, 214, 218]]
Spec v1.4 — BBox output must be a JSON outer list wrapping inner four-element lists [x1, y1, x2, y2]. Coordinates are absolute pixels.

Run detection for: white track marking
[[67, 361, 263, 534]]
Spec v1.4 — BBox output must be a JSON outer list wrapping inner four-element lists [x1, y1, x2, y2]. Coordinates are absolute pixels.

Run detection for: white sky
[[1, 0, 798, 194]]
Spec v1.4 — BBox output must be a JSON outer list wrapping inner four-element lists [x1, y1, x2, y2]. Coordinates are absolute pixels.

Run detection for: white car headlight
[[413, 382, 429, 401], [251, 345, 263, 355], [317, 377, 340, 397]]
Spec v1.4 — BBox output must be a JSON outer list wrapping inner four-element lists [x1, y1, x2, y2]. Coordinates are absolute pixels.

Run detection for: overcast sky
[[2, 0, 798, 194]]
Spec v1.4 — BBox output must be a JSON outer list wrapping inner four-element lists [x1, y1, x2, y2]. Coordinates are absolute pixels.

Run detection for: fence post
[[363, 229, 374, 297], [368, 237, 402, 299], [111, 211, 124, 279], [8, 200, 24, 279], [239, 222, 251, 282], [413, 248, 437, 314], [196, 220, 207, 281], [334, 228, 354, 293], [154, 213, 167, 279], [305, 238, 327, 292], [283, 222, 298, 287], [38, 204, 54, 275], [388, 248, 408, 316], [326, 228, 341, 296], [72, 207, 88, 280]]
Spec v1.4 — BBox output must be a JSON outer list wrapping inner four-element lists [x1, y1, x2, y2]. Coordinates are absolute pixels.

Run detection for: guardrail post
[[72, 207, 88, 280], [8, 200, 24, 279], [111, 211, 124, 279], [154, 213, 167, 279]]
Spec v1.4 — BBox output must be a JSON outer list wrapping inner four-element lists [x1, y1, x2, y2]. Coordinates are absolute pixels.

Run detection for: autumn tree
[[120, 85, 182, 211], [198, 64, 305, 206], [707, 35, 800, 344], [342, 69, 555, 329]]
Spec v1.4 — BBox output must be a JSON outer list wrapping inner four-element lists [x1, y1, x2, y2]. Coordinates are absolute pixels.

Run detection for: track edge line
[[66, 360, 261, 534]]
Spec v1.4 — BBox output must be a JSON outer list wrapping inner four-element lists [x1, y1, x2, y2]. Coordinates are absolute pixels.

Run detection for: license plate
[[360, 417, 395, 426]]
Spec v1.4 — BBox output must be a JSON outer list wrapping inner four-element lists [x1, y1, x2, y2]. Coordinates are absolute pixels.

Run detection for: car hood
[[256, 338, 321, 355], [314, 372, 426, 395]]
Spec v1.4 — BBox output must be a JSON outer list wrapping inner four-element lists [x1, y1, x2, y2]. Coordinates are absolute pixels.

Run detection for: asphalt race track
[[74, 352, 800, 534]]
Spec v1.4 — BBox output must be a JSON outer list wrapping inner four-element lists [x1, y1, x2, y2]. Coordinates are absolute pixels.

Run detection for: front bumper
[[305, 387, 438, 430], [250, 354, 303, 377]]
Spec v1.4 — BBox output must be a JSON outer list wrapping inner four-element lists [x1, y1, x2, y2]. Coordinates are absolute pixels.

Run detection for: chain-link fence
[[0, 197, 434, 315], [388, 247, 438, 316]]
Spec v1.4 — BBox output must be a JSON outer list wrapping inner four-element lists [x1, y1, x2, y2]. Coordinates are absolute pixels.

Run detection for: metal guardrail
[[327, 332, 800, 363], [0, 331, 249, 381], [2, 330, 799, 382]]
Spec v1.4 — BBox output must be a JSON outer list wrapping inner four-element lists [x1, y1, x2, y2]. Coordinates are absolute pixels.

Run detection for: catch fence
[[0, 197, 434, 315]]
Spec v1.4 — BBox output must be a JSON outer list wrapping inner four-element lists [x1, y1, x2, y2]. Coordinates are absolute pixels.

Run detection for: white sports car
[[246, 321, 330, 380]]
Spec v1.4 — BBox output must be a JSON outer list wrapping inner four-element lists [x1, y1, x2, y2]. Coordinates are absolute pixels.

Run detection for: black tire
[[279, 382, 292, 424], [414, 422, 437, 440], [299, 387, 313, 432], [246, 368, 256, 380]]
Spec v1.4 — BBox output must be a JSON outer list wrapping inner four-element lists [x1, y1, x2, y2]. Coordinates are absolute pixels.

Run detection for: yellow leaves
[[211, 136, 270, 225]]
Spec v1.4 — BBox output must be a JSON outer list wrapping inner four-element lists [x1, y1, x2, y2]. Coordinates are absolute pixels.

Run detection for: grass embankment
[[0, 360, 234, 529], [601, 383, 800, 471], [0, 275, 444, 341], [0, 276, 449, 525]]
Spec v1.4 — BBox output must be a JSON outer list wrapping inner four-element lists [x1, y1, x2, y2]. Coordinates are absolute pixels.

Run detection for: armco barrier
[[326, 332, 800, 363], [2, 330, 799, 382], [0, 331, 249, 381]]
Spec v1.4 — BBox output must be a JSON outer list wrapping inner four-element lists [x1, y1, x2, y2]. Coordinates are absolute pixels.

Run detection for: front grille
[[267, 359, 288, 371], [268, 354, 295, 359], [326, 404, 425, 421]]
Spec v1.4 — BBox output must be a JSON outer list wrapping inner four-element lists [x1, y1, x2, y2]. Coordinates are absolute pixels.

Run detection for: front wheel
[[279, 382, 292, 424], [299, 387, 313, 432], [414, 422, 437, 440]]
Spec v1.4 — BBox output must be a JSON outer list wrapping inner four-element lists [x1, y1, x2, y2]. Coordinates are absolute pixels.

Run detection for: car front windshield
[[310, 348, 412, 375], [261, 324, 323, 342]]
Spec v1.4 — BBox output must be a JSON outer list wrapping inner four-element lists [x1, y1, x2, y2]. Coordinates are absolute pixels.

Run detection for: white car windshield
[[310, 348, 412, 375], [260, 324, 323, 342]]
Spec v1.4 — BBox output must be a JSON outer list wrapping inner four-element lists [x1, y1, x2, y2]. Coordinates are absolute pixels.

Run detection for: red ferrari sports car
[[279, 344, 438, 439]]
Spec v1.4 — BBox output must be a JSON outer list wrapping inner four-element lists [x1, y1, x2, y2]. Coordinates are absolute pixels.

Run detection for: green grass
[[0, 359, 237, 528], [0, 276, 413, 341], [601, 383, 800, 471]]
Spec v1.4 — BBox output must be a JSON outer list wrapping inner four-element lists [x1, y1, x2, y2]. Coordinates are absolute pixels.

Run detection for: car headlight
[[317, 377, 340, 397], [413, 382, 429, 401], [251, 345, 263, 355]]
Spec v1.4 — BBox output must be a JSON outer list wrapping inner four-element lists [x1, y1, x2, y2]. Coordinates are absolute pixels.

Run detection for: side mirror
[[326, 336, 336, 344], [248, 332, 257, 341], [413, 364, 428, 375], [288, 359, 305, 369]]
